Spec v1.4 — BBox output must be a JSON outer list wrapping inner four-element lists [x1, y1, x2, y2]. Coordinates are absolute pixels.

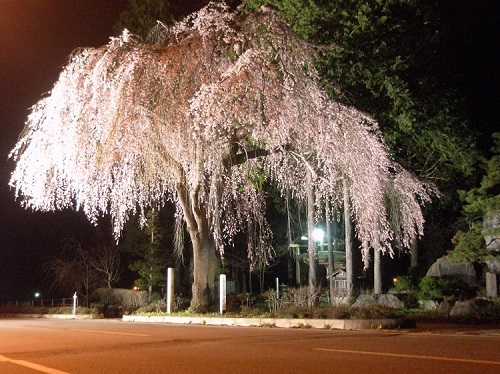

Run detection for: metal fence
[[4, 298, 75, 308]]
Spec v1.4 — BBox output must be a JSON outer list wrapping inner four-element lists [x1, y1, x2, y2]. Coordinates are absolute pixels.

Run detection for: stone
[[485, 258, 500, 273], [351, 294, 403, 309], [426, 257, 479, 285], [485, 272, 498, 297], [437, 300, 453, 314], [377, 294, 404, 308], [449, 300, 477, 317], [418, 300, 438, 311], [351, 294, 376, 308]]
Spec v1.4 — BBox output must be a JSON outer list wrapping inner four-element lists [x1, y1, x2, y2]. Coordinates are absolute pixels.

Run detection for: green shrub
[[418, 276, 476, 301], [472, 300, 500, 324], [393, 276, 416, 292], [150, 292, 161, 303]]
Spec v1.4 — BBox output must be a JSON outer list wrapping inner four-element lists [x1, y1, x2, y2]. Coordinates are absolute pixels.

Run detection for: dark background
[[0, 1, 498, 303], [0, 0, 130, 302]]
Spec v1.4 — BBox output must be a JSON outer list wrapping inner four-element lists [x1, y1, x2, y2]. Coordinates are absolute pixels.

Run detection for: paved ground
[[1, 318, 499, 373], [412, 322, 500, 336]]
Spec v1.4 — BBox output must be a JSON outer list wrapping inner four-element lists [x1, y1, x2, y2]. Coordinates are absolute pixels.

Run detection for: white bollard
[[220, 274, 226, 314], [72, 292, 77, 316], [167, 268, 175, 313], [276, 277, 279, 299]]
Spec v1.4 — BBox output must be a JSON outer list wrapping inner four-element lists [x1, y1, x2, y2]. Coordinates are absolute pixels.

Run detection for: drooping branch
[[9, 3, 434, 274]]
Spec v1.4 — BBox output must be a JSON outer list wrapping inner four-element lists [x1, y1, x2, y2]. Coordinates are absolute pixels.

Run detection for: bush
[[236, 293, 255, 308], [472, 300, 500, 324], [238, 306, 266, 318], [418, 276, 476, 301], [323, 305, 351, 319], [393, 276, 416, 292], [94, 288, 149, 307], [263, 289, 282, 313]]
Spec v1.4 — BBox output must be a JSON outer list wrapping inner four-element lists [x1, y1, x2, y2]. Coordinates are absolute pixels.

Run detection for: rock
[[485, 258, 500, 273], [437, 300, 454, 314], [377, 294, 404, 308], [351, 294, 376, 308], [418, 300, 438, 311], [450, 299, 478, 317], [351, 294, 403, 309], [486, 272, 499, 297], [426, 257, 479, 285]]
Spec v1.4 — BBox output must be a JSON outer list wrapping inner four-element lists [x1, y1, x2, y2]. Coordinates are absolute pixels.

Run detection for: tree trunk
[[326, 200, 335, 306], [189, 222, 217, 313], [306, 171, 318, 307], [176, 182, 217, 313], [373, 220, 382, 295], [374, 245, 382, 295], [343, 179, 354, 302], [410, 234, 418, 268]]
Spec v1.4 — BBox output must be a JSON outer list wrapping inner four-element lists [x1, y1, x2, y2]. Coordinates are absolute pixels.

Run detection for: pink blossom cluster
[[9, 4, 434, 266]]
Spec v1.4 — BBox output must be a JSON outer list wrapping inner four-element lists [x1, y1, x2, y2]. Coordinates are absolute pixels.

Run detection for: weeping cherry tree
[[9, 3, 433, 311]]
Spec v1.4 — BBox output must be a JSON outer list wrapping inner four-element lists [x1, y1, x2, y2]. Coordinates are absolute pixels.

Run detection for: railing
[[4, 298, 75, 308]]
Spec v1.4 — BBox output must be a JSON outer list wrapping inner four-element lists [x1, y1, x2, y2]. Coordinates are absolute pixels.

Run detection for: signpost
[[72, 292, 77, 316], [219, 274, 226, 314], [167, 268, 174, 314]]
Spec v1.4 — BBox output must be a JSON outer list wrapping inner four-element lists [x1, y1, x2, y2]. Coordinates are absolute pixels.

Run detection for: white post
[[167, 267, 174, 314], [72, 292, 77, 316], [219, 274, 226, 314], [276, 277, 279, 299]]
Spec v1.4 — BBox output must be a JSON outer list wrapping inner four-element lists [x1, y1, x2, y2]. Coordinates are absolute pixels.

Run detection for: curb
[[0, 313, 104, 320], [122, 315, 413, 330]]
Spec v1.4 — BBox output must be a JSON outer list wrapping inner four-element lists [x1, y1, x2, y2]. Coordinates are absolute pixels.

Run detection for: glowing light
[[312, 228, 325, 243]]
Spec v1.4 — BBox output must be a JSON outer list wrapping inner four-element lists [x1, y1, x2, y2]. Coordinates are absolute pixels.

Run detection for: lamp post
[[33, 292, 41, 306]]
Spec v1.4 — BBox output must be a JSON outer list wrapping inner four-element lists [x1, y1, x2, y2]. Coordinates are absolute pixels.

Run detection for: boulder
[[418, 300, 438, 311], [351, 294, 404, 309], [485, 258, 500, 273], [449, 299, 478, 317], [437, 300, 454, 314], [486, 272, 499, 297], [426, 257, 479, 285]]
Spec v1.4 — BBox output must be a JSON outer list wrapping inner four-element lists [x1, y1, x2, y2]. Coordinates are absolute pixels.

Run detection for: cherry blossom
[[9, 3, 433, 311]]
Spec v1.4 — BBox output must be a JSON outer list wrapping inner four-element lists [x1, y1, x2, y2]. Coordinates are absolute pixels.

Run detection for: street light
[[312, 228, 324, 243], [301, 228, 325, 243]]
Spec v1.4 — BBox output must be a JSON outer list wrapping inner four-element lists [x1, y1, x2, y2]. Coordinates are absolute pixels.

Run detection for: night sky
[[0, 0, 130, 302], [0, 1, 498, 303]]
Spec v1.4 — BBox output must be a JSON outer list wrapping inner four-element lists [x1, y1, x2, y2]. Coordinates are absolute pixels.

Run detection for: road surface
[[0, 318, 499, 373]]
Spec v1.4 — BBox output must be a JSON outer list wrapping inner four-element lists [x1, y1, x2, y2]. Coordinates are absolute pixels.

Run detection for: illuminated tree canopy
[[9, 3, 433, 311]]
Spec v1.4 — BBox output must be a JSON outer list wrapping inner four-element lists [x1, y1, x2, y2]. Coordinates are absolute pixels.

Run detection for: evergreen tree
[[452, 133, 500, 262]]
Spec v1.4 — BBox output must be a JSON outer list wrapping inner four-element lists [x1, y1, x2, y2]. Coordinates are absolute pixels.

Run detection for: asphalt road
[[0, 318, 499, 373]]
